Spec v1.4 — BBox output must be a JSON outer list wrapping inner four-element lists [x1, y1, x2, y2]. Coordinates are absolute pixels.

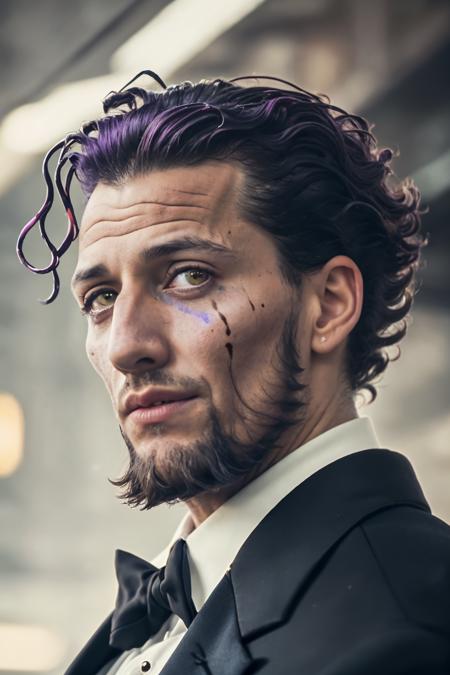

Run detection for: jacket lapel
[[161, 572, 254, 675], [230, 448, 430, 640], [64, 612, 121, 675], [162, 449, 429, 673]]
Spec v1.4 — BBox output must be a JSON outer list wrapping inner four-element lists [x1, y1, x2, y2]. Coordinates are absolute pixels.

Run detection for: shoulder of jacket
[[359, 505, 450, 637]]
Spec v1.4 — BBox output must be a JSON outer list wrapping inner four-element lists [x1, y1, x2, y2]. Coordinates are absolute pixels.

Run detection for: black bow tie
[[109, 538, 198, 651]]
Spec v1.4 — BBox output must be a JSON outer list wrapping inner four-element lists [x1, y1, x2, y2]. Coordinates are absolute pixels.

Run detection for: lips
[[127, 397, 197, 425], [123, 389, 197, 416]]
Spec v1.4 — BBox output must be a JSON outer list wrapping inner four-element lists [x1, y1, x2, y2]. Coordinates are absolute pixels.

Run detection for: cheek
[[85, 333, 110, 386], [232, 303, 286, 370], [189, 294, 288, 389], [179, 319, 225, 366], [173, 312, 233, 402]]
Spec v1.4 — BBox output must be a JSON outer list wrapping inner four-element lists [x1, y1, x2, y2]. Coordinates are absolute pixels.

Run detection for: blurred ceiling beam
[[0, 0, 270, 196]]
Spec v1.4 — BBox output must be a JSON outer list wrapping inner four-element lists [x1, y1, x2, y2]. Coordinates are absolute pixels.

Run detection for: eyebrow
[[71, 236, 237, 290]]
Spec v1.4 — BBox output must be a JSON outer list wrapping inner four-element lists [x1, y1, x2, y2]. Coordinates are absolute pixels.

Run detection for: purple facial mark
[[211, 299, 231, 336], [162, 294, 211, 324], [225, 342, 233, 359]]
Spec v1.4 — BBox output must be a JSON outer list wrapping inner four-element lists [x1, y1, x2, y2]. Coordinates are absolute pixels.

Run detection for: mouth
[[125, 392, 198, 425], [127, 396, 198, 425]]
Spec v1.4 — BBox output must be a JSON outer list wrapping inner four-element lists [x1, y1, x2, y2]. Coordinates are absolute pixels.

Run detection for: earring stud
[[319, 336, 327, 343]]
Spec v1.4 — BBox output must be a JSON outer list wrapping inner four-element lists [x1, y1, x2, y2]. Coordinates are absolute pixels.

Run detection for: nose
[[107, 290, 171, 375]]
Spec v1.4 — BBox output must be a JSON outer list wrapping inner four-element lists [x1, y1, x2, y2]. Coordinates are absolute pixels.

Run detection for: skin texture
[[72, 161, 363, 526]]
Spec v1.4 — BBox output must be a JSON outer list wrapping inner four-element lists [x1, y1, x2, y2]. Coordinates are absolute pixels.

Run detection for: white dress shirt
[[100, 416, 380, 675]]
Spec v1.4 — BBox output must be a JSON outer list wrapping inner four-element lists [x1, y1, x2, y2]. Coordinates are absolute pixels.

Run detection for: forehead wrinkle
[[80, 163, 244, 249], [80, 199, 210, 246], [86, 199, 210, 217], [81, 217, 205, 249], [83, 200, 209, 229], [173, 189, 209, 197]]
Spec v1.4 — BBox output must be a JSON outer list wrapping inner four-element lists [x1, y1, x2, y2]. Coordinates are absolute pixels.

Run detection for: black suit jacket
[[65, 449, 450, 674]]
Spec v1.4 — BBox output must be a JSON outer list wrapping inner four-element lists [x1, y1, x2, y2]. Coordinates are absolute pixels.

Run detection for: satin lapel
[[231, 449, 430, 640], [161, 573, 254, 675], [64, 611, 121, 675]]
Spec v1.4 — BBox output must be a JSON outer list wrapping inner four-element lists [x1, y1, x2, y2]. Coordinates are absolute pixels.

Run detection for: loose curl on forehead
[[17, 69, 426, 400]]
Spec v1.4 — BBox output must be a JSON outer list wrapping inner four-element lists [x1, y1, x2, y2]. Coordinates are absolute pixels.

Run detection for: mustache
[[119, 371, 203, 401]]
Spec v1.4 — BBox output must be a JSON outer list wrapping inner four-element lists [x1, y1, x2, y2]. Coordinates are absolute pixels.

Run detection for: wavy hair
[[17, 71, 426, 400]]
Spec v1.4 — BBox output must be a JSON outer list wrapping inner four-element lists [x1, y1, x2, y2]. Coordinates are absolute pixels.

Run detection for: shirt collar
[[152, 415, 380, 610]]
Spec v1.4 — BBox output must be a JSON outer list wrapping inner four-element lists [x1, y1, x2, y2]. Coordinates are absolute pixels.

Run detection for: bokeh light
[[0, 392, 24, 477]]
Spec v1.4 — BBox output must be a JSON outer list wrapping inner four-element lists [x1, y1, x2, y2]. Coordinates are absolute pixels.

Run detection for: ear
[[310, 256, 363, 354]]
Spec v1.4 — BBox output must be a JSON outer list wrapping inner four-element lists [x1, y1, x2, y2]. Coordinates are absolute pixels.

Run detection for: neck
[[185, 394, 358, 528]]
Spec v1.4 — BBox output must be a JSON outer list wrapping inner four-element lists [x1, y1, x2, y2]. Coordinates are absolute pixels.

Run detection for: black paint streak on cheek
[[211, 299, 231, 336], [225, 342, 233, 360], [241, 287, 255, 311]]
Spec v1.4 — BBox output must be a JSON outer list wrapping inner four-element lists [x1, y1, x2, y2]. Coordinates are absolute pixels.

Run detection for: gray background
[[1, 1, 449, 672]]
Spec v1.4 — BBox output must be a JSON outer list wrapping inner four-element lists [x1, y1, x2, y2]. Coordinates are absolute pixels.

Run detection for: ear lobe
[[312, 256, 363, 353]]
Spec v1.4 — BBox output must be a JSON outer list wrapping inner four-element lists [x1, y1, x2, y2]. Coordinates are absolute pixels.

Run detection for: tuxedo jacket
[[65, 449, 450, 674]]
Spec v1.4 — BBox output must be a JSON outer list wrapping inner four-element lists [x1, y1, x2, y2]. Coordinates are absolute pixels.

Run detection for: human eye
[[166, 265, 214, 292], [80, 288, 117, 318]]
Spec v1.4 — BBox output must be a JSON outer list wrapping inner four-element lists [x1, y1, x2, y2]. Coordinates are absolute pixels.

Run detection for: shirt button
[[141, 661, 151, 672]]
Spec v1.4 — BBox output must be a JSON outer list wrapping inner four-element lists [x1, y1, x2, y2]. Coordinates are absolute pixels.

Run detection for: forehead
[[78, 161, 244, 252]]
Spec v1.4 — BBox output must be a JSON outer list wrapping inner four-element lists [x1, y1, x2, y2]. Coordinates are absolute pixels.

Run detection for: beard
[[109, 307, 308, 509]]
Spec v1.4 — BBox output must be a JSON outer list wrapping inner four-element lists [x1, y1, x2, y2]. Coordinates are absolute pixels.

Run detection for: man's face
[[72, 161, 311, 506]]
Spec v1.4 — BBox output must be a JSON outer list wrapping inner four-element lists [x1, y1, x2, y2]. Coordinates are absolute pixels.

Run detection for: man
[[18, 72, 450, 674]]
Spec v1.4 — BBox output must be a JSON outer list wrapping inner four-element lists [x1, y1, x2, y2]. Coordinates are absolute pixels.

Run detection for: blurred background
[[0, 0, 449, 672]]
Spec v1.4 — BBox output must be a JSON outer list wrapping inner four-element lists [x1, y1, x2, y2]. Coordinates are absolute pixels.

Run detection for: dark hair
[[17, 71, 426, 401]]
